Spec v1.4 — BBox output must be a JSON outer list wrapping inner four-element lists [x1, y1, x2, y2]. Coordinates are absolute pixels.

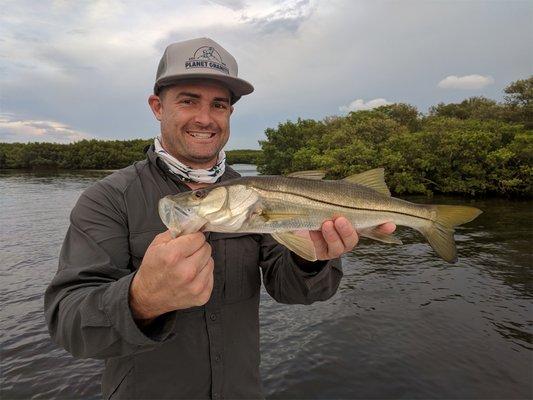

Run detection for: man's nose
[[193, 104, 213, 126]]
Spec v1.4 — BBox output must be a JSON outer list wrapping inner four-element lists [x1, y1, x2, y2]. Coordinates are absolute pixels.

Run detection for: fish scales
[[239, 176, 433, 222]]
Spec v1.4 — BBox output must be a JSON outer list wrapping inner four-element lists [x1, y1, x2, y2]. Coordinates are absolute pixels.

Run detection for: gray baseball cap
[[154, 37, 254, 104]]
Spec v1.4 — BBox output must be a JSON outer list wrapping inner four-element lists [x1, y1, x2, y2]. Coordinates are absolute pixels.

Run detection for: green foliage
[[0, 139, 149, 170], [504, 76, 533, 128], [257, 78, 533, 197], [257, 118, 328, 174], [429, 97, 505, 121], [428, 76, 533, 129], [376, 103, 421, 132], [0, 139, 262, 170], [225, 149, 262, 165], [504, 76, 533, 107]]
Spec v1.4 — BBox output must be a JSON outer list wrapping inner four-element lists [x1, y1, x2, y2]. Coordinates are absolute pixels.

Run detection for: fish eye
[[194, 190, 207, 199]]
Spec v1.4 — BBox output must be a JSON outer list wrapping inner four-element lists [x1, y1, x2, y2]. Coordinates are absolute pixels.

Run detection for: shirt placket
[[205, 233, 224, 400]]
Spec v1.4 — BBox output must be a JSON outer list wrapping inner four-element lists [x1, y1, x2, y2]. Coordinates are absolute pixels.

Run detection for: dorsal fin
[[286, 170, 326, 180], [343, 168, 391, 196]]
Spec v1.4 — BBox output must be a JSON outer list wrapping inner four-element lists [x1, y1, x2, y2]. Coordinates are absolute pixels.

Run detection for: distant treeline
[[0, 140, 262, 170], [1, 77, 531, 197], [257, 77, 532, 197], [224, 149, 262, 165]]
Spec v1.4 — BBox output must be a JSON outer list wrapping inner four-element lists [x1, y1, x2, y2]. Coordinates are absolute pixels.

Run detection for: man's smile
[[187, 130, 217, 139]]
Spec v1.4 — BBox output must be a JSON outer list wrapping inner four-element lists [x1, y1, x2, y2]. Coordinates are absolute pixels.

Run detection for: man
[[45, 38, 395, 399]]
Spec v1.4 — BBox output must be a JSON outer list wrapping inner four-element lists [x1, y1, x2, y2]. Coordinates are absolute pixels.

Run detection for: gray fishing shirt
[[44, 146, 343, 399]]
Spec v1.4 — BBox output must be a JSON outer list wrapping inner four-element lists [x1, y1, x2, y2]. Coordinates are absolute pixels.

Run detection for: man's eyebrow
[[175, 92, 230, 103], [213, 96, 230, 103], [176, 92, 201, 99]]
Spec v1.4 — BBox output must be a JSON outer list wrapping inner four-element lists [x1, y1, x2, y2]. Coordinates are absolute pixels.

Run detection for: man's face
[[148, 80, 233, 169]]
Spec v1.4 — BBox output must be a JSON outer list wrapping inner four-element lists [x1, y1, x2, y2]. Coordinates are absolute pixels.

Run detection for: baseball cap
[[154, 37, 254, 104]]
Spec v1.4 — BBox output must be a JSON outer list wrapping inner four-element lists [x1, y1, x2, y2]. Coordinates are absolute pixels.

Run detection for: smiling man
[[45, 38, 395, 399], [154, 81, 230, 156], [150, 80, 233, 176]]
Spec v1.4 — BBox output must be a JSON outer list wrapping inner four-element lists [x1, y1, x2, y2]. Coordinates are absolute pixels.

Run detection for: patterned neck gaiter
[[154, 136, 226, 183]]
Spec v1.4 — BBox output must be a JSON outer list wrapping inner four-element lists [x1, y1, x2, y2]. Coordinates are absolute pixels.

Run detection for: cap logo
[[185, 46, 229, 75]]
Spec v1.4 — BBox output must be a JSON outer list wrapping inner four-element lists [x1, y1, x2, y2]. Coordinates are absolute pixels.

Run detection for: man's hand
[[309, 217, 396, 260], [129, 230, 214, 321]]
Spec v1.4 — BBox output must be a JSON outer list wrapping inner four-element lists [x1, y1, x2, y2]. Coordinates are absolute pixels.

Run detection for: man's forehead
[[167, 79, 231, 98]]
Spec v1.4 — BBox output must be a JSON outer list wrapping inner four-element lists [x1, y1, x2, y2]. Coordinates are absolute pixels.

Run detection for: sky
[[1, 0, 531, 149]]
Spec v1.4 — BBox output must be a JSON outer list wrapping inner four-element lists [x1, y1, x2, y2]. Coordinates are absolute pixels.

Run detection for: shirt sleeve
[[44, 181, 176, 360], [259, 234, 343, 305]]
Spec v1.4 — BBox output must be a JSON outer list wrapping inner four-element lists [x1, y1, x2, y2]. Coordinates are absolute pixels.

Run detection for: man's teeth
[[188, 131, 215, 139]]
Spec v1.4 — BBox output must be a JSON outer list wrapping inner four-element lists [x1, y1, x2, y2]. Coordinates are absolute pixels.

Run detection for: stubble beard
[[161, 127, 226, 168]]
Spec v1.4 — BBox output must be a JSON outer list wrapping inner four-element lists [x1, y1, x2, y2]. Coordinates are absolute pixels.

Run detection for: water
[[0, 167, 531, 399]]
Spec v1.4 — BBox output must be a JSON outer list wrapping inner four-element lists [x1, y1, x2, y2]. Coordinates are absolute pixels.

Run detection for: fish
[[158, 168, 482, 263]]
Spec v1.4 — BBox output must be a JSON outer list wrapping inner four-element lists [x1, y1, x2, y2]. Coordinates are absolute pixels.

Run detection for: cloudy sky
[[1, 0, 531, 149]]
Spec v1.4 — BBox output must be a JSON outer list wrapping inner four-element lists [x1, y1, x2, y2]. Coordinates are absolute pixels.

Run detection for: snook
[[158, 168, 482, 263]]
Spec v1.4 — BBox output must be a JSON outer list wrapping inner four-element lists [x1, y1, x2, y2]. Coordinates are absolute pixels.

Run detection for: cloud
[[0, 1, 531, 149], [339, 98, 391, 113], [437, 74, 495, 89], [0, 115, 92, 143], [240, 0, 313, 34], [208, 0, 247, 11]]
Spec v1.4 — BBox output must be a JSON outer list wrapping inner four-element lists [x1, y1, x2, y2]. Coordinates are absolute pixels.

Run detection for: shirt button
[[215, 354, 221, 362], [213, 393, 220, 399], [209, 313, 217, 321]]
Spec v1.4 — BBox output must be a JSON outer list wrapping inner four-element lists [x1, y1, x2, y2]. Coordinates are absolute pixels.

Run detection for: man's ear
[[230, 105, 234, 115], [148, 95, 163, 121]]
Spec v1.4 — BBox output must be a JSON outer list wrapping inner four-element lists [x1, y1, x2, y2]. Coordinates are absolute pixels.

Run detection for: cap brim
[[155, 73, 254, 103]]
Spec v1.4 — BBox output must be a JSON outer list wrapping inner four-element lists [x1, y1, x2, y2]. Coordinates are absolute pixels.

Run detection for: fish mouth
[[158, 196, 208, 235], [158, 197, 187, 234]]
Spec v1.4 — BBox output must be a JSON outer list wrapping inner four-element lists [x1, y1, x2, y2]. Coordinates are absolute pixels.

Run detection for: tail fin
[[420, 205, 482, 263]]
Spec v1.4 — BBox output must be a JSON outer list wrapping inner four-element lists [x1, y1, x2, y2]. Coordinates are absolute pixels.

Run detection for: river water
[[0, 166, 531, 399]]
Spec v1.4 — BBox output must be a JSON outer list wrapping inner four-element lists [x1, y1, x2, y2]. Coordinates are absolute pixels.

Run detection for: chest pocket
[[210, 233, 262, 304]]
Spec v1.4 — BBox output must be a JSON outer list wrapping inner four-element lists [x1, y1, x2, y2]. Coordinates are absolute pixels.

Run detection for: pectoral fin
[[271, 232, 318, 261], [358, 226, 402, 244]]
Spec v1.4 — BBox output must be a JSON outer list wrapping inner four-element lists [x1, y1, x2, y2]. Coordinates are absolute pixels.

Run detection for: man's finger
[[186, 242, 212, 273], [334, 217, 358, 249], [309, 230, 328, 257], [321, 220, 345, 258], [377, 222, 397, 234], [169, 232, 206, 257], [193, 257, 214, 287], [194, 259, 215, 304], [151, 230, 175, 246]]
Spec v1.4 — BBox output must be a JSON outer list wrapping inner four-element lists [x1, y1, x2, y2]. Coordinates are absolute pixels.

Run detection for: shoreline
[[0, 168, 529, 200]]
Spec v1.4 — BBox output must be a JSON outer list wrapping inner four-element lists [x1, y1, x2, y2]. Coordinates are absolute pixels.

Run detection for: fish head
[[158, 184, 259, 235]]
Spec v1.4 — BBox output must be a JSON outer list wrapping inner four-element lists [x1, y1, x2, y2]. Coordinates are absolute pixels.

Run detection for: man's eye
[[180, 99, 194, 105], [213, 102, 228, 109]]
